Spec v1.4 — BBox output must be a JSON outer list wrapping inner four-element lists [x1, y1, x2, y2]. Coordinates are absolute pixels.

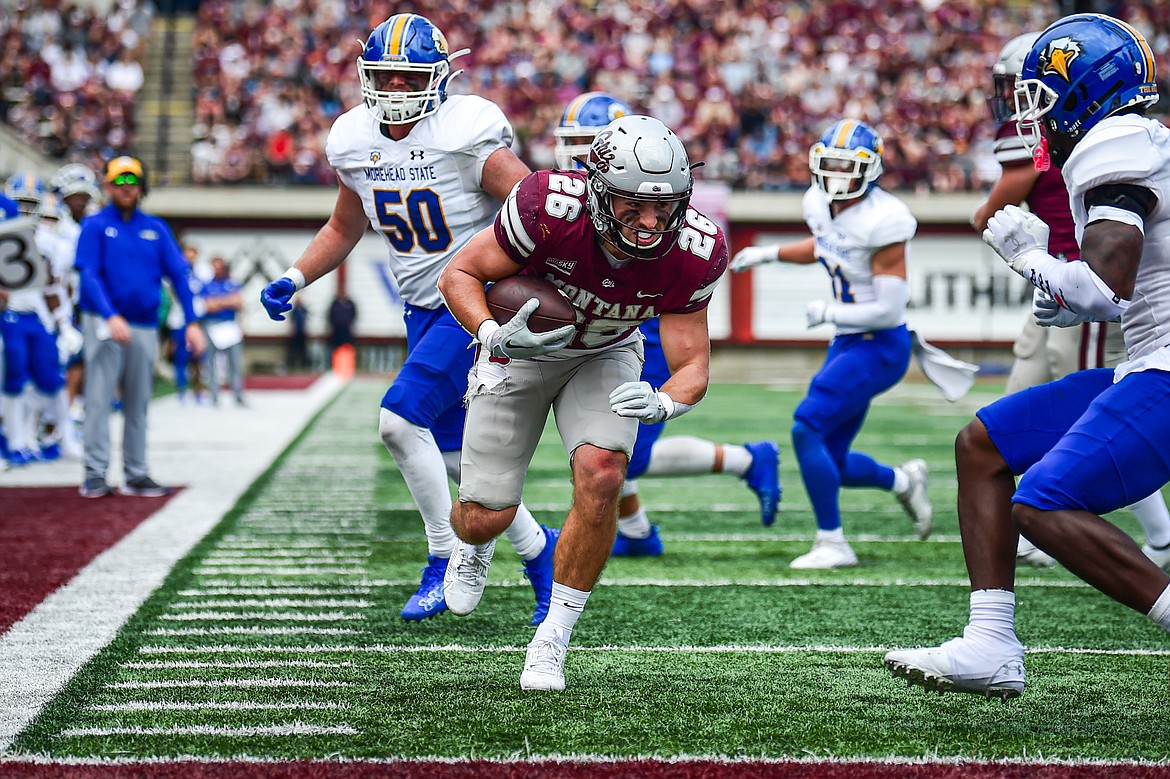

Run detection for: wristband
[[283, 267, 306, 291], [476, 319, 500, 343]]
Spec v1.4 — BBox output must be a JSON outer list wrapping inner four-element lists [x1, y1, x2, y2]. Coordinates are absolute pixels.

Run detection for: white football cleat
[[1016, 537, 1056, 568], [442, 539, 495, 616], [789, 538, 858, 569], [1142, 543, 1170, 573], [520, 628, 568, 691], [895, 459, 933, 540], [884, 638, 1025, 700]]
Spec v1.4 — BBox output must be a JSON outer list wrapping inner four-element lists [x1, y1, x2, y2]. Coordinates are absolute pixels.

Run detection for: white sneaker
[[442, 539, 496, 616], [789, 538, 858, 569], [884, 638, 1025, 700], [1016, 537, 1056, 569], [895, 459, 932, 539], [1142, 543, 1170, 573], [520, 628, 568, 691]]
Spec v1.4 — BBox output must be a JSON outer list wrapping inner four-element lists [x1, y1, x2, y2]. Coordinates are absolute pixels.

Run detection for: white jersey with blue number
[[326, 95, 514, 309], [1062, 114, 1170, 377], [801, 185, 917, 336]]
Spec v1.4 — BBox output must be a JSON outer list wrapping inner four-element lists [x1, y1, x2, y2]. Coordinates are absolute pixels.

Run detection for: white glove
[[805, 299, 831, 328], [609, 380, 671, 424], [57, 321, 84, 362], [479, 298, 575, 359], [982, 204, 1051, 275], [1032, 288, 1085, 328], [730, 245, 778, 272]]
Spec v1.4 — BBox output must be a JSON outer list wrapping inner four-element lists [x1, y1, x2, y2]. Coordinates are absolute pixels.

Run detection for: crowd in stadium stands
[[0, 0, 153, 176], [3, 1, 1167, 192]]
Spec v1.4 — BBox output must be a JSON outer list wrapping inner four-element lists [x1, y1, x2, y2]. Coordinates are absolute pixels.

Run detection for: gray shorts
[[458, 341, 643, 510]]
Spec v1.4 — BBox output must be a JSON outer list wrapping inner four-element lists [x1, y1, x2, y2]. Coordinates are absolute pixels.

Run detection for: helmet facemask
[[358, 56, 458, 125], [809, 143, 882, 202], [587, 174, 691, 261]]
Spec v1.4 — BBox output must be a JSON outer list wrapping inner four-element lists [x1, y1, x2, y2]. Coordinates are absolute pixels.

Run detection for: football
[[486, 276, 577, 333]]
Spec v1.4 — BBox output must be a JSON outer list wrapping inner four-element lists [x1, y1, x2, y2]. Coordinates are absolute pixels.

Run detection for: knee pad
[[379, 408, 427, 450]]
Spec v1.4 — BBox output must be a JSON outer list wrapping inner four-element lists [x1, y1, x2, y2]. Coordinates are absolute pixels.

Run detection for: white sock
[[962, 589, 1021, 651], [1149, 584, 1170, 631], [1131, 492, 1170, 549], [720, 444, 753, 476], [892, 467, 910, 495], [815, 527, 846, 544], [505, 503, 546, 561], [644, 436, 717, 476], [617, 507, 652, 539], [539, 581, 590, 640], [2, 393, 30, 451], [378, 409, 457, 558]]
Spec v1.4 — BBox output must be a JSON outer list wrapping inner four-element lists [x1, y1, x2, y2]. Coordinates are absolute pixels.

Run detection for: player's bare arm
[[438, 227, 524, 334], [972, 163, 1040, 231], [778, 236, 819, 264], [871, 242, 908, 279], [290, 179, 370, 286], [480, 147, 531, 202], [656, 308, 712, 408], [1079, 218, 1145, 300]]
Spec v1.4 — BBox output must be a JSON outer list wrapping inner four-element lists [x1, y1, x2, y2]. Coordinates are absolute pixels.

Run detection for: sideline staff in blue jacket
[[76, 156, 205, 498]]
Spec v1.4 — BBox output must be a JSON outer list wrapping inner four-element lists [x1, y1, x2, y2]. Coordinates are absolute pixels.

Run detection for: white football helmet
[[584, 115, 693, 261]]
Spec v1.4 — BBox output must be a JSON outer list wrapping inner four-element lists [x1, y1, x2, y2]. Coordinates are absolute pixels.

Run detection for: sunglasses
[[111, 173, 141, 186]]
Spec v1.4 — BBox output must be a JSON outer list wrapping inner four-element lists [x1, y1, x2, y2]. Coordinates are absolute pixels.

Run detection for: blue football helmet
[[554, 92, 631, 170], [1015, 14, 1159, 170], [4, 173, 47, 217], [808, 119, 884, 202], [358, 13, 469, 126]]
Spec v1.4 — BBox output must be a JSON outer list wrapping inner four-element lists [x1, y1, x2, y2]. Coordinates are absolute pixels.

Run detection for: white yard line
[[176, 588, 371, 597], [143, 627, 364, 637], [121, 660, 351, 670], [89, 701, 350, 712], [134, 643, 1170, 657], [105, 679, 350, 689], [0, 376, 344, 751], [58, 724, 357, 738], [170, 599, 372, 608], [157, 611, 362, 622]]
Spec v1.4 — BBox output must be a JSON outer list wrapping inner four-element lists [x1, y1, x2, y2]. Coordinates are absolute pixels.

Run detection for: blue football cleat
[[743, 441, 782, 526], [38, 442, 61, 461], [401, 555, 449, 621], [524, 525, 560, 626], [611, 524, 664, 557], [7, 448, 38, 467]]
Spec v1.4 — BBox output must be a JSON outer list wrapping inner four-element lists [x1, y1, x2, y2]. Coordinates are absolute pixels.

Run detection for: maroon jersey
[[493, 169, 728, 350], [994, 122, 1079, 260]]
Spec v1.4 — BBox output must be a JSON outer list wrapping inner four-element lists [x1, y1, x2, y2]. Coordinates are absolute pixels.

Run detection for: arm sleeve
[[466, 99, 516, 186], [492, 173, 544, 265], [826, 275, 908, 329], [1016, 252, 1128, 321], [75, 222, 117, 319]]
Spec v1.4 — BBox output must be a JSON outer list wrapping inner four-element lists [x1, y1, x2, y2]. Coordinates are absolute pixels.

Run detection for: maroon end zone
[[0, 487, 176, 633]]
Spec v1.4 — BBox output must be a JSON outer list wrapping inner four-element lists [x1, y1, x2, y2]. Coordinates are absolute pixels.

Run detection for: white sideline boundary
[[0, 374, 344, 752]]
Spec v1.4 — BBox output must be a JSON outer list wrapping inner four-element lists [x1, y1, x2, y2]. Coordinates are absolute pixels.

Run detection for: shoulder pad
[[1063, 115, 1168, 197]]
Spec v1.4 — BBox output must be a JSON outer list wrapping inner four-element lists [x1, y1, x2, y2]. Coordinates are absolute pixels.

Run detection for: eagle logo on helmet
[[431, 27, 449, 55], [1039, 36, 1083, 81]]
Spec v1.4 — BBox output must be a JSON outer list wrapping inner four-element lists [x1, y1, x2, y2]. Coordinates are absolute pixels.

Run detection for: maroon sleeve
[[492, 170, 548, 266]]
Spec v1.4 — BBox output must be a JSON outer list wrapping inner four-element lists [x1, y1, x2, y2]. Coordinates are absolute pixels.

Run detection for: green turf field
[[13, 378, 1170, 762]]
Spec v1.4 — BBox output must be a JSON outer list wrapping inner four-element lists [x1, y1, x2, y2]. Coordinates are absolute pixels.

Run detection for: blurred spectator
[[199, 255, 246, 407], [286, 298, 309, 372], [327, 292, 356, 361], [104, 48, 145, 96], [12, 1, 1170, 193]]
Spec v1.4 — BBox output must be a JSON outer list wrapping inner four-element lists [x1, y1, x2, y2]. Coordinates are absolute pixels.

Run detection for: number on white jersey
[[373, 189, 453, 253], [0, 217, 48, 292]]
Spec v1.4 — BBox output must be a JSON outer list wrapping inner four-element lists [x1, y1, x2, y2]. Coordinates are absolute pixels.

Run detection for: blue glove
[[261, 277, 296, 321]]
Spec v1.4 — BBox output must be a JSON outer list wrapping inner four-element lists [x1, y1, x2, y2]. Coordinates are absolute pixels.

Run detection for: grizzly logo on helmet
[[589, 130, 617, 173]]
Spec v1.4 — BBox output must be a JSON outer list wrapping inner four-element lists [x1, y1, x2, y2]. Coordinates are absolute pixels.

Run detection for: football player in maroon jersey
[[438, 115, 728, 691]]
